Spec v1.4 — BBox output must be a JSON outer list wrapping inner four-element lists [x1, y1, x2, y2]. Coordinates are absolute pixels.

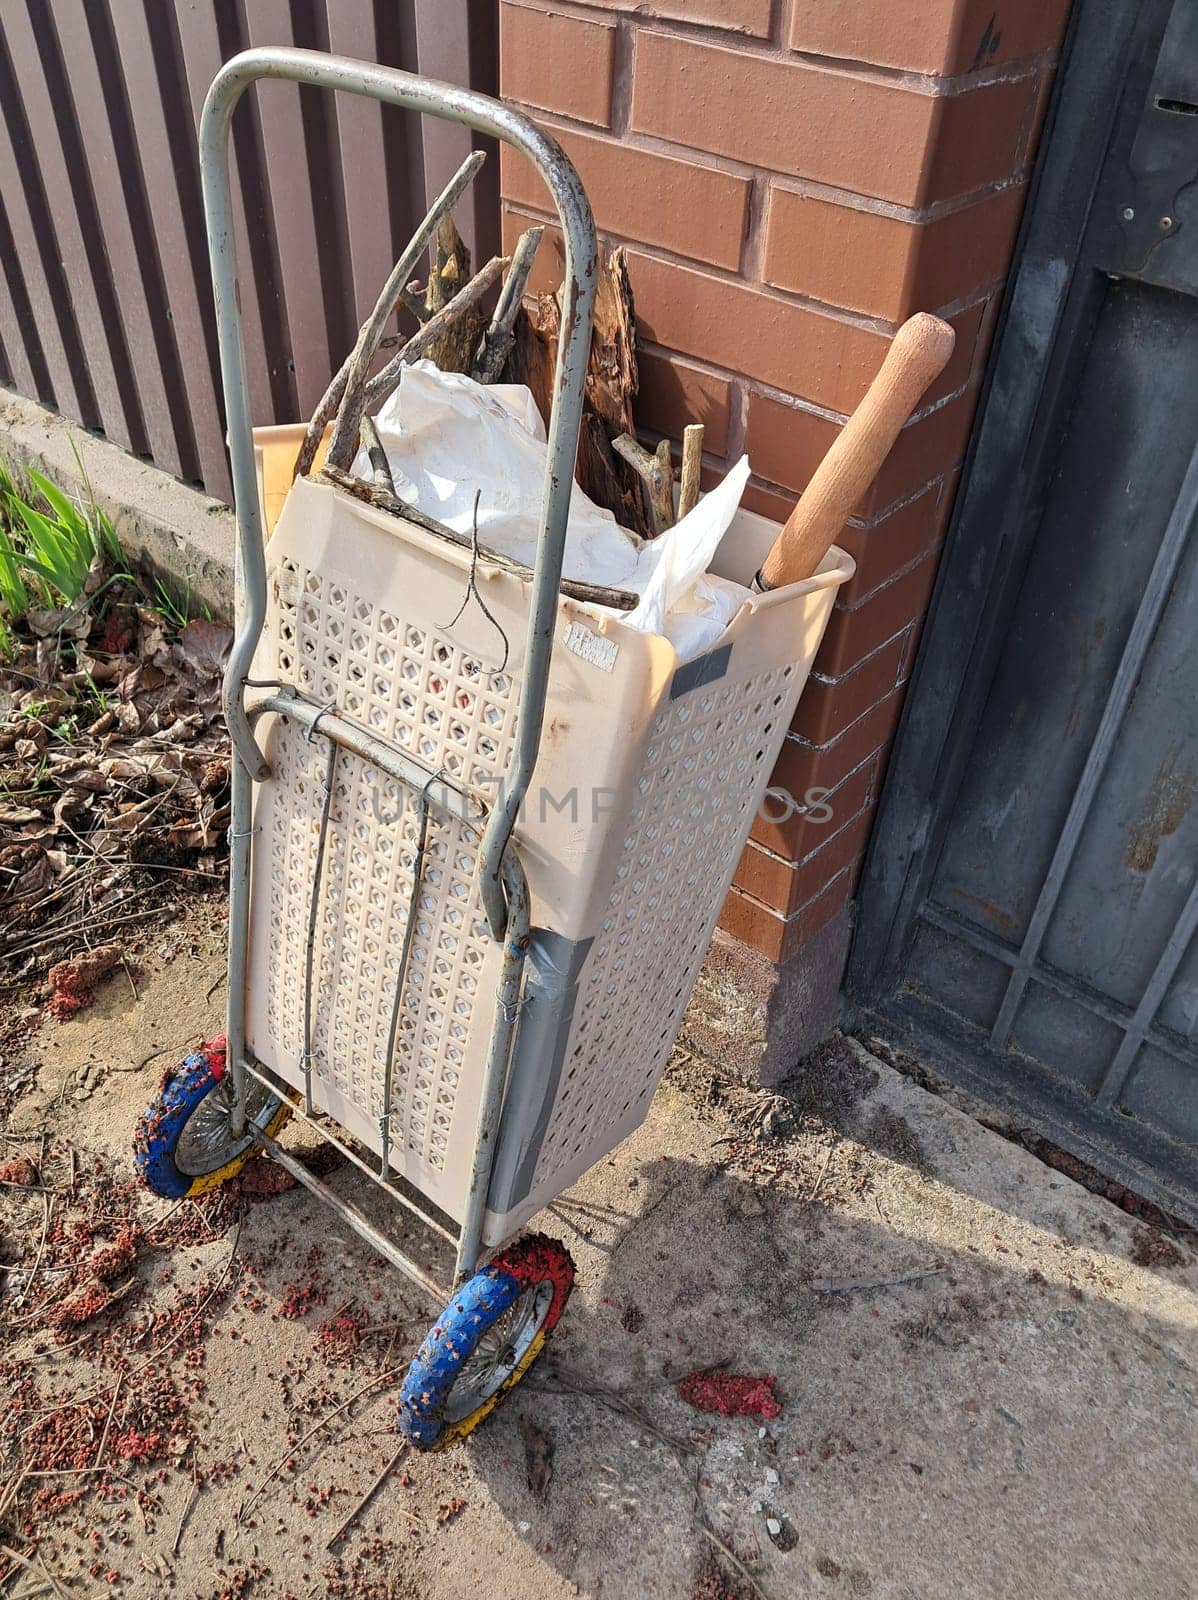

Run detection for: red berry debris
[[89, 1225, 143, 1282], [675, 1371, 782, 1419], [46, 943, 123, 1019], [316, 1305, 368, 1362]]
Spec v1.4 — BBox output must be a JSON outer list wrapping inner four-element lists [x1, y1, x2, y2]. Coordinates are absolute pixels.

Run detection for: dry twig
[[319, 464, 638, 611], [172, 1483, 200, 1556], [236, 1366, 403, 1526], [325, 1440, 408, 1551], [3, 905, 174, 966], [537, 1363, 695, 1460], [811, 1265, 947, 1294], [12, 1193, 54, 1313], [295, 149, 486, 477], [472, 225, 543, 383], [0, 1541, 70, 1600], [93, 1372, 122, 1471], [699, 1523, 771, 1600], [808, 1140, 837, 1202]]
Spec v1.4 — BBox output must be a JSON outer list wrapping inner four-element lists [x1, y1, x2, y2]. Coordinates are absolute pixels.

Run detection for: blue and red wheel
[[398, 1234, 574, 1450], [133, 1035, 290, 1200]]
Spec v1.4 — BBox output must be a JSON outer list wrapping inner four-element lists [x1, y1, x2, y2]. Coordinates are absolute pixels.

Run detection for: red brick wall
[[499, 0, 1070, 967]]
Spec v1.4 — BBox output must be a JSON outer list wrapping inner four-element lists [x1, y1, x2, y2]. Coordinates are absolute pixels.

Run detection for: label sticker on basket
[[564, 621, 619, 673]]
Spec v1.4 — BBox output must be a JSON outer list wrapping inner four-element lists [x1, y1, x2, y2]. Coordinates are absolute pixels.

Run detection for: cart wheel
[[398, 1234, 574, 1451], [133, 1035, 290, 1199]]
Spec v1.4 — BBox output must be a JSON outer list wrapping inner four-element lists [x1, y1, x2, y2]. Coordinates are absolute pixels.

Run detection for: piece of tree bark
[[504, 245, 656, 538], [418, 215, 485, 374], [399, 282, 430, 325], [505, 296, 559, 438]]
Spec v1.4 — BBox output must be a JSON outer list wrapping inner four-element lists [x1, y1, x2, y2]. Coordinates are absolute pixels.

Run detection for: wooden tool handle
[[758, 312, 956, 590]]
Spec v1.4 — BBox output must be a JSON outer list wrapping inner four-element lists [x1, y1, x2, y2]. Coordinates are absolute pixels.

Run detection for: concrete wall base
[[681, 905, 853, 1087], [0, 388, 235, 620]]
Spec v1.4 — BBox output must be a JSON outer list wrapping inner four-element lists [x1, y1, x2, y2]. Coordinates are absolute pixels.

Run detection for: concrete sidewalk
[[8, 910, 1197, 1599]]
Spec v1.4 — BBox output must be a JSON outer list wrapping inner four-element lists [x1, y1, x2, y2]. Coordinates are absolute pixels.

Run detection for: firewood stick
[[472, 226, 544, 383], [324, 230, 492, 467], [678, 423, 704, 519], [612, 433, 675, 535], [295, 149, 486, 479], [358, 416, 395, 496], [399, 282, 430, 324], [326, 255, 507, 471], [361, 256, 507, 411], [327, 252, 501, 469], [654, 439, 675, 528], [320, 463, 639, 611]]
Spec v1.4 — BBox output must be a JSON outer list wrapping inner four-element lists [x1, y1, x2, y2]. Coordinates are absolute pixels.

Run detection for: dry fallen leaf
[[175, 618, 234, 675], [0, 806, 44, 825]]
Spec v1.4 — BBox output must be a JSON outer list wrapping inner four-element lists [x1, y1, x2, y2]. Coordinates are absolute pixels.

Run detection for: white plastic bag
[[355, 361, 751, 660]]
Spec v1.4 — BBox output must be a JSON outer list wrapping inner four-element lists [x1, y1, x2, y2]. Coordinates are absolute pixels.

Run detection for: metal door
[[850, 0, 1198, 1221]]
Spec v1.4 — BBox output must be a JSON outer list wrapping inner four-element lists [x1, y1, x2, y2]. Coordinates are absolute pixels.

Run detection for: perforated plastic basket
[[247, 435, 852, 1242]]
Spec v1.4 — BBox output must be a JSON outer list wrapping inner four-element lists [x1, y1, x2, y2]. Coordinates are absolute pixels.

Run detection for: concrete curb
[[0, 387, 235, 619]]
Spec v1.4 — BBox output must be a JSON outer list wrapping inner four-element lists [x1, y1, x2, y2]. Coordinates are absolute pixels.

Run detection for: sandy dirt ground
[[1, 899, 1196, 1600]]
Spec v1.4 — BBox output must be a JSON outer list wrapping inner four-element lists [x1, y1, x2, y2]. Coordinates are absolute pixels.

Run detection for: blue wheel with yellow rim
[[133, 1035, 290, 1199], [398, 1234, 574, 1451]]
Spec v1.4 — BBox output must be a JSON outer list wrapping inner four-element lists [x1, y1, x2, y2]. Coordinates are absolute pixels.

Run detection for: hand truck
[[133, 45, 596, 1452], [133, 46, 852, 1453]]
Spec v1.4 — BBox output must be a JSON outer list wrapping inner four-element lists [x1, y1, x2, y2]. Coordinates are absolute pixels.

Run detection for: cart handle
[[199, 47, 598, 938]]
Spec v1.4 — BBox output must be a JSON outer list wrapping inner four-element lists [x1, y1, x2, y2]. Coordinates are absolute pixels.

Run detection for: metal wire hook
[[305, 698, 339, 744]]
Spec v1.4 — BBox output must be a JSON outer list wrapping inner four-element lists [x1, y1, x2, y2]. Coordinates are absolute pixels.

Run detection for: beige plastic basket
[[248, 428, 852, 1242]]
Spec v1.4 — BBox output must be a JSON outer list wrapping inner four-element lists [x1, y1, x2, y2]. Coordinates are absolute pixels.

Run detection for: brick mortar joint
[[505, 193, 907, 338], [744, 797, 874, 874], [757, 744, 879, 816], [741, 173, 768, 283], [762, 170, 1031, 227], [503, 187, 1007, 345], [807, 625, 914, 688], [728, 858, 860, 926], [748, 370, 980, 429], [609, 15, 635, 136], [504, 101, 1037, 225], [750, 466, 950, 531], [785, 682, 906, 757], [502, 0, 1058, 97], [833, 542, 946, 617], [726, 378, 749, 462]]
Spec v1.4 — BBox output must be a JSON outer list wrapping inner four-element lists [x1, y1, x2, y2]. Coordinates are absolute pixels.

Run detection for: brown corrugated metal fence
[[0, 1, 499, 504]]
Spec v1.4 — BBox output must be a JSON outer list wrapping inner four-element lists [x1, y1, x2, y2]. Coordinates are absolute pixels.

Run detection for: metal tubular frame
[[237, 1053, 458, 1243], [198, 48, 597, 1290]]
